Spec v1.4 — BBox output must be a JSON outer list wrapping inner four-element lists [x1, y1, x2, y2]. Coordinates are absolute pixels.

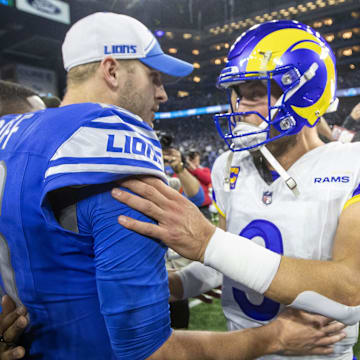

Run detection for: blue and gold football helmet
[[214, 20, 338, 151]]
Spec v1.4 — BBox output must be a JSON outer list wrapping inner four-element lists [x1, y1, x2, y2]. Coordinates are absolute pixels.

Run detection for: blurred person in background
[[158, 131, 204, 206], [317, 117, 334, 143], [157, 131, 203, 329], [342, 102, 360, 142], [0, 80, 45, 116], [186, 149, 213, 219], [40, 95, 61, 109]]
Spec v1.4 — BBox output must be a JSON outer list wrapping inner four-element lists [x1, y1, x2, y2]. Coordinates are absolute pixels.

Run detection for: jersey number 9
[[232, 219, 283, 321]]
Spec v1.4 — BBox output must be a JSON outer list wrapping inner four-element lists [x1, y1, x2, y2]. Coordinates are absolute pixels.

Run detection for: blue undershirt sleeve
[[187, 185, 205, 207], [76, 186, 172, 360]]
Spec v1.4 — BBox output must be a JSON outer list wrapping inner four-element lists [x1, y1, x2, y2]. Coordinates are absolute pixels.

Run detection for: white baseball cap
[[62, 12, 193, 77]]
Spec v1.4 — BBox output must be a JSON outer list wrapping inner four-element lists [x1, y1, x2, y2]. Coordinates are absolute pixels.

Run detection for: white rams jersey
[[211, 141, 360, 360]]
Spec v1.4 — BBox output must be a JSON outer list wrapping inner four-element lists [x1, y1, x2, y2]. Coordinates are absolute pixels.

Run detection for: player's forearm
[[266, 256, 360, 306], [148, 326, 279, 360], [267, 203, 360, 308], [205, 228, 360, 305], [203, 227, 360, 324], [177, 169, 200, 198]]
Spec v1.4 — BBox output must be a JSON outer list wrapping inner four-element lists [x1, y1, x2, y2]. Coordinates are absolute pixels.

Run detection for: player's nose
[[156, 85, 168, 103]]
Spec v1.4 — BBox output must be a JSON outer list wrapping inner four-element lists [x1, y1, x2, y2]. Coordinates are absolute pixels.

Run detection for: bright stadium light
[[154, 30, 165, 37]]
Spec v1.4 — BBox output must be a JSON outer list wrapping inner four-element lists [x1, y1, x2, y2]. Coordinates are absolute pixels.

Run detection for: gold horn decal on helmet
[[290, 41, 335, 125], [246, 28, 319, 72], [245, 28, 335, 126]]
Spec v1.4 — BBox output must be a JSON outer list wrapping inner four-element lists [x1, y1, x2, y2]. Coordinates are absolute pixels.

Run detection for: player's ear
[[101, 56, 121, 89]]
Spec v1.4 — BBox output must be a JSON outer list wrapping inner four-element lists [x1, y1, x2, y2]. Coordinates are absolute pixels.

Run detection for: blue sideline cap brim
[[140, 54, 193, 77], [140, 41, 193, 77]]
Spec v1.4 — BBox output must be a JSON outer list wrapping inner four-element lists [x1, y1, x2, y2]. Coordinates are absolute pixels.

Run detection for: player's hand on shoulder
[[271, 308, 346, 356], [112, 176, 216, 262], [0, 296, 28, 360]]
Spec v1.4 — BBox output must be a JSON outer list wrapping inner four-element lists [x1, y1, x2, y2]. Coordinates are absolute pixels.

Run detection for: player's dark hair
[[0, 80, 38, 117]]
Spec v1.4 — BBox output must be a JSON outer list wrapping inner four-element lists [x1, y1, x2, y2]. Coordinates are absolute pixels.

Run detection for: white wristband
[[290, 291, 360, 326], [204, 227, 281, 294], [178, 261, 223, 300]]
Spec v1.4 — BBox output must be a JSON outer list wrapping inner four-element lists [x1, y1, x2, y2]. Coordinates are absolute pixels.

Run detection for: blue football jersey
[[0, 103, 171, 359]]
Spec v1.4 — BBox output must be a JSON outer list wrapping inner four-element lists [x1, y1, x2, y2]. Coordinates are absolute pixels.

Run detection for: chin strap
[[250, 120, 299, 196], [259, 146, 299, 197], [224, 104, 299, 196], [254, 64, 320, 196]]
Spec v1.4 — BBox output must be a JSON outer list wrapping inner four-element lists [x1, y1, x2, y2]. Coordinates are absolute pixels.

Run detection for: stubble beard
[[117, 77, 151, 126], [266, 127, 298, 158], [251, 127, 298, 172]]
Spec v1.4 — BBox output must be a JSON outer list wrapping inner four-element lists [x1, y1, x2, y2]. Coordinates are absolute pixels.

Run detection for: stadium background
[[1, 0, 358, 166], [0, 0, 359, 355]]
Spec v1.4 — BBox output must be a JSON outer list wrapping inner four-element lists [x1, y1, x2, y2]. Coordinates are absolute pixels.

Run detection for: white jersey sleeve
[[178, 261, 222, 299]]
